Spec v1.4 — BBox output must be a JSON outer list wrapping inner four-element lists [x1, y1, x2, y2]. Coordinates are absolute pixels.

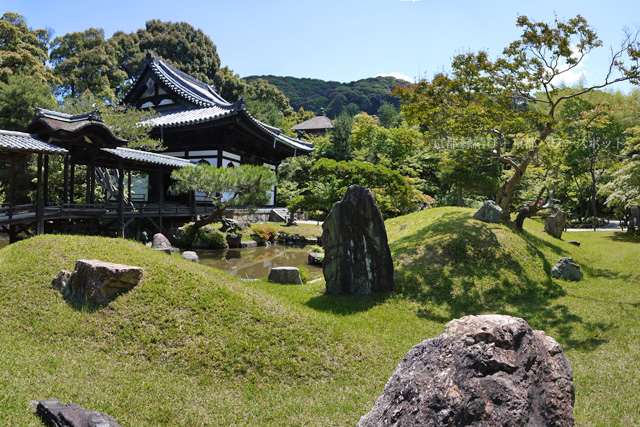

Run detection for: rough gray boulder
[[181, 251, 199, 263], [152, 233, 171, 250], [545, 211, 567, 239], [35, 398, 123, 427], [551, 257, 583, 281], [321, 185, 394, 295], [268, 267, 303, 285], [472, 200, 503, 223], [357, 314, 575, 427], [51, 270, 71, 293], [57, 259, 143, 306]]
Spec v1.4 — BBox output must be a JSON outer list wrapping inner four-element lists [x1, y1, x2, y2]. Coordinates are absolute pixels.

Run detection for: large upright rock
[[472, 200, 503, 223], [321, 185, 394, 295], [545, 211, 567, 239], [358, 315, 575, 427], [61, 259, 143, 306]]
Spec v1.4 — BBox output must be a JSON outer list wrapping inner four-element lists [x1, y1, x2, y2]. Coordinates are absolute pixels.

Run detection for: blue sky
[[4, 0, 640, 91]]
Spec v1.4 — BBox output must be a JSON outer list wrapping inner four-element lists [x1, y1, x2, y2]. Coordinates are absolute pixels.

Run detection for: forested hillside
[[244, 75, 413, 118]]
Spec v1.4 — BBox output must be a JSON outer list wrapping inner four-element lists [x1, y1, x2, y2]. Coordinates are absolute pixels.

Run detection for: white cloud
[[374, 72, 414, 83], [550, 46, 588, 86]]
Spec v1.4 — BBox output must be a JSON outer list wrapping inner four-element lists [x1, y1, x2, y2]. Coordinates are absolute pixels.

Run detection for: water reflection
[[197, 244, 323, 280]]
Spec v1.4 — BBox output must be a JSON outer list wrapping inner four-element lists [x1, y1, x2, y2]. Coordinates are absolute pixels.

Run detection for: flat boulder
[[35, 398, 123, 427], [308, 252, 324, 266], [59, 259, 143, 306], [551, 257, 583, 281], [268, 267, 303, 285], [545, 211, 567, 239], [472, 200, 503, 223], [358, 314, 574, 427], [321, 185, 394, 295]]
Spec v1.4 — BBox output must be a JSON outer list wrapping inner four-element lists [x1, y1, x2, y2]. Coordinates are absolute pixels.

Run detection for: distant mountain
[[244, 75, 413, 118]]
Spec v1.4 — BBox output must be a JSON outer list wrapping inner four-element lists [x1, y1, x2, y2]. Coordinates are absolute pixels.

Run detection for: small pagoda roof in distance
[[122, 53, 314, 155], [291, 115, 333, 132]]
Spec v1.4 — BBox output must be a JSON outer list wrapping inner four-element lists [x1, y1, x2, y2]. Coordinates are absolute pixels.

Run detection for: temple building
[[121, 53, 314, 205]]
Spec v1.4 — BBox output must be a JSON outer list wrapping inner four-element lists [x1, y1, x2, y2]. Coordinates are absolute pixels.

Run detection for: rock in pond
[[472, 200, 503, 223], [321, 185, 394, 295], [551, 257, 583, 281], [226, 233, 242, 249], [268, 267, 303, 285], [357, 314, 574, 427], [308, 252, 324, 266]]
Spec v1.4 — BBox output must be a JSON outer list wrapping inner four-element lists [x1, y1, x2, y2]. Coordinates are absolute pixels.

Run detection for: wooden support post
[[69, 158, 75, 204], [43, 155, 49, 206], [63, 154, 69, 204], [158, 167, 164, 230], [89, 152, 96, 204], [9, 157, 16, 242], [127, 170, 132, 202], [36, 153, 44, 235], [117, 162, 125, 238]]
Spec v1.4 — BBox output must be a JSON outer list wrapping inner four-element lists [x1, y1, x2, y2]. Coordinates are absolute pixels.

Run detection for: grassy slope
[[0, 207, 638, 426]]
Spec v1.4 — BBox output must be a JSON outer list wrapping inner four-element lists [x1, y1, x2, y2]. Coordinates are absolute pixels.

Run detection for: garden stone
[[545, 211, 567, 239], [308, 252, 324, 266], [568, 240, 581, 247], [226, 233, 242, 249], [51, 270, 71, 293], [268, 267, 303, 285], [61, 259, 143, 306], [321, 185, 394, 295], [551, 257, 583, 281], [241, 240, 257, 248], [220, 218, 240, 232], [152, 233, 171, 250], [181, 251, 199, 263], [472, 200, 503, 223], [36, 398, 123, 427], [357, 314, 574, 427]]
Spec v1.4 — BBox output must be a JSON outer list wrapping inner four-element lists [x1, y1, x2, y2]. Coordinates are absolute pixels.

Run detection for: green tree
[[214, 65, 246, 102], [287, 158, 418, 219], [397, 15, 640, 221], [170, 164, 276, 230], [328, 112, 353, 161], [0, 12, 55, 84], [0, 74, 56, 131], [243, 78, 293, 127], [601, 126, 640, 213], [50, 28, 127, 99], [377, 102, 402, 128]]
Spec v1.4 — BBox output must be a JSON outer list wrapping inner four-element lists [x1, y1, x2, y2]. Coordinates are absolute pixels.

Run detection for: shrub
[[297, 265, 312, 283], [180, 222, 227, 249], [250, 225, 279, 242]]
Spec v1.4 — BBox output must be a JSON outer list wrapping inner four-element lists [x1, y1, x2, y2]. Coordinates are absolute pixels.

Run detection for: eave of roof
[[101, 147, 194, 168], [0, 130, 68, 155]]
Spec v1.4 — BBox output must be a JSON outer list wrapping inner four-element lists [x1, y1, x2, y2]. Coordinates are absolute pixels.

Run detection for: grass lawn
[[0, 207, 638, 426]]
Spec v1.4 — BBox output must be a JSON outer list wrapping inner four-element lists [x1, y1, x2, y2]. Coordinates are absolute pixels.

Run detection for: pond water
[[197, 244, 323, 280]]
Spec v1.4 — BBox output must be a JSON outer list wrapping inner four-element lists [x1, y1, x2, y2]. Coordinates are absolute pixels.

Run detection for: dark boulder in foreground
[[321, 185, 394, 295], [357, 314, 574, 427], [54, 259, 143, 306], [35, 398, 123, 427]]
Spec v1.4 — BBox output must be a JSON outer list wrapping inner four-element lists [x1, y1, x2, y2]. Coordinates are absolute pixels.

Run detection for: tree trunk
[[514, 185, 547, 230], [457, 185, 463, 207], [193, 206, 226, 230], [589, 167, 598, 219], [496, 152, 535, 221]]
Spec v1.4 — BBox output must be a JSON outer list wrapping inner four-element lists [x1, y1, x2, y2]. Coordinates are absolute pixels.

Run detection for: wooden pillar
[[43, 155, 49, 205], [63, 154, 69, 204], [158, 167, 164, 229], [8, 157, 16, 242], [36, 153, 44, 235], [127, 169, 132, 202], [69, 158, 75, 204], [274, 164, 279, 207], [89, 152, 96, 204], [117, 162, 125, 238]]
